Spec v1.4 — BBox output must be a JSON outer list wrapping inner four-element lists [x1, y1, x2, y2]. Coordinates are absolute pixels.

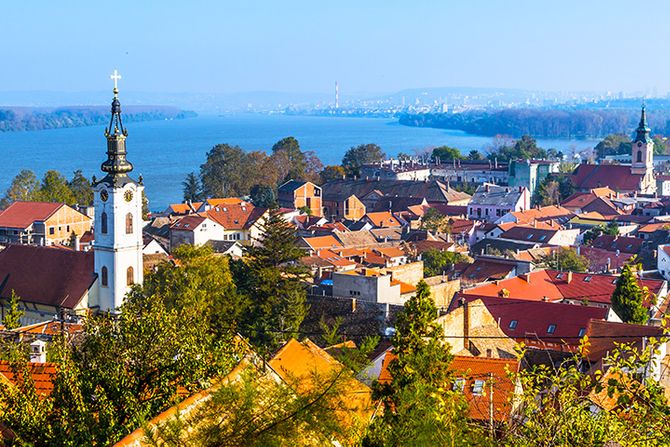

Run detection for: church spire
[[101, 69, 134, 178], [634, 103, 652, 143]]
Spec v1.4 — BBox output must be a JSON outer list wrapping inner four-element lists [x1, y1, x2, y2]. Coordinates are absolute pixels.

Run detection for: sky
[[2, 0, 670, 96]]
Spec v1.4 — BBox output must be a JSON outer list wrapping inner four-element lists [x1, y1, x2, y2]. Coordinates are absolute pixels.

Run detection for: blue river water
[[0, 114, 599, 210]]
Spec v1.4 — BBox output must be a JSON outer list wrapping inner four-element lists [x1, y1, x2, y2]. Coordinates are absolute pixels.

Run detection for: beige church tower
[[90, 70, 144, 312], [630, 105, 656, 194]]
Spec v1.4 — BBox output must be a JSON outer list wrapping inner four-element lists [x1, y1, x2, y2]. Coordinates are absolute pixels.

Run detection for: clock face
[[100, 190, 109, 202], [124, 190, 134, 202], [637, 142, 642, 147]]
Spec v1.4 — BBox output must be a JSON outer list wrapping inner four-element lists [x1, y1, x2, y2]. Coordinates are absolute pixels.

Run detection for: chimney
[[351, 298, 357, 313], [30, 340, 47, 363], [74, 235, 80, 251], [460, 298, 470, 350], [606, 257, 611, 272], [567, 271, 573, 283], [576, 245, 580, 256]]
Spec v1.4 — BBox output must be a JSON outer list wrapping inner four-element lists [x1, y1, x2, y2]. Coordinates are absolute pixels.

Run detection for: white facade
[[93, 180, 144, 311], [657, 245, 670, 282]]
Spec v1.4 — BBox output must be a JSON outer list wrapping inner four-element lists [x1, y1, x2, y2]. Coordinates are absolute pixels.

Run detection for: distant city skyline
[[3, 1, 670, 96]]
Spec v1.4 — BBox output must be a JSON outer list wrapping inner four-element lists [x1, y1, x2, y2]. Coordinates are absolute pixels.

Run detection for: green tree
[[539, 247, 589, 272], [272, 137, 306, 181], [611, 264, 648, 324], [249, 184, 276, 208], [653, 135, 667, 155], [420, 208, 451, 233], [422, 248, 467, 277], [467, 149, 485, 161], [36, 170, 76, 204], [488, 135, 547, 162], [431, 145, 462, 162], [366, 281, 486, 446], [67, 170, 93, 206], [238, 208, 309, 355], [342, 144, 385, 177], [594, 134, 631, 159], [320, 164, 346, 183], [1, 169, 40, 207], [182, 171, 202, 202], [199, 144, 248, 197], [583, 222, 619, 245], [3, 290, 24, 330]]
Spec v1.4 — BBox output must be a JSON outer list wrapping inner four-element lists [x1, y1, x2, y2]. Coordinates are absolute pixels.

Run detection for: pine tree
[[366, 281, 486, 446], [239, 207, 309, 354], [182, 172, 201, 202], [611, 264, 648, 324], [3, 290, 24, 330]]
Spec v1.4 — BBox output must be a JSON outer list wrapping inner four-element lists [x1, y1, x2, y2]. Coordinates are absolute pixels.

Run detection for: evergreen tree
[[3, 290, 24, 330], [366, 281, 486, 445], [182, 172, 202, 202], [239, 207, 309, 355], [36, 170, 76, 204], [249, 184, 276, 208], [342, 144, 385, 177], [611, 264, 648, 324], [272, 136, 306, 181]]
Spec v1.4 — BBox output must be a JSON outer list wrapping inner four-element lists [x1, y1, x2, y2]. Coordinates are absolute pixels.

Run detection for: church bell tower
[[91, 70, 144, 311], [630, 104, 656, 193]]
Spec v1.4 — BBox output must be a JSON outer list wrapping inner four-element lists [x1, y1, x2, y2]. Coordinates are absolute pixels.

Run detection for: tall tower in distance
[[630, 104, 655, 194], [335, 81, 339, 109], [91, 70, 144, 312]]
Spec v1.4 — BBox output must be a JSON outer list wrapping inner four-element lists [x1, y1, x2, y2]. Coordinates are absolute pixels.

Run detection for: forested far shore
[[0, 106, 197, 132], [399, 107, 670, 138]]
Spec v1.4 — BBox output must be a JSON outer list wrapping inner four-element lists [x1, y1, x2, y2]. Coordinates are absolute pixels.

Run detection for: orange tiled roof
[[390, 279, 416, 294], [0, 360, 57, 396], [0, 202, 65, 229], [167, 202, 202, 214], [205, 198, 244, 207], [374, 247, 405, 258], [205, 202, 266, 230], [302, 235, 344, 250], [14, 321, 84, 336], [364, 211, 401, 228], [510, 205, 573, 224]]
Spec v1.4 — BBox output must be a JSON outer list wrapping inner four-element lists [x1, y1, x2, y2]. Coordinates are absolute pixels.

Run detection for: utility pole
[[489, 372, 494, 438]]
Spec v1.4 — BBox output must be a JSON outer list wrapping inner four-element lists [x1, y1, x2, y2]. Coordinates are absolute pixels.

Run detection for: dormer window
[[509, 320, 518, 329], [578, 328, 586, 337], [547, 324, 556, 334], [472, 380, 485, 396], [584, 276, 592, 282]]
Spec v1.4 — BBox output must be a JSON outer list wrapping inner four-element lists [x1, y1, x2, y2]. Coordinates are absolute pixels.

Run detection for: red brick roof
[[509, 205, 574, 224], [0, 361, 57, 396], [561, 193, 620, 215], [0, 245, 95, 308], [364, 211, 401, 228], [169, 214, 207, 231], [379, 352, 519, 422], [0, 202, 64, 229], [460, 269, 664, 306], [577, 247, 634, 273], [571, 164, 642, 192]]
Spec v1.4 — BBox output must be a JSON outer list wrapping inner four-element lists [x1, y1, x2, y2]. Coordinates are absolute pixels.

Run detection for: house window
[[125, 213, 133, 234], [509, 320, 518, 329], [637, 150, 642, 163], [127, 266, 134, 286], [101, 212, 108, 234], [66, 225, 70, 233], [49, 227, 55, 235], [453, 378, 465, 392], [101, 267, 108, 287], [472, 380, 485, 396], [578, 328, 586, 337], [547, 324, 556, 334]]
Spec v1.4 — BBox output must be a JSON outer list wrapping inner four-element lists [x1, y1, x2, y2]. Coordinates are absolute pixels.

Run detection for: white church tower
[[630, 104, 656, 194], [91, 70, 144, 311]]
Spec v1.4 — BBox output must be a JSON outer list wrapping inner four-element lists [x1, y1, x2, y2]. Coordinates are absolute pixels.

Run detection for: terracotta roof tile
[[302, 235, 343, 250], [0, 360, 57, 396], [206, 203, 266, 230], [571, 164, 642, 191], [0, 202, 65, 229], [364, 211, 402, 228]]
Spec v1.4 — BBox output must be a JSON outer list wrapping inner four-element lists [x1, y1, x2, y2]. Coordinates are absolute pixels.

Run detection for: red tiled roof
[[0, 360, 57, 396], [374, 247, 406, 258], [169, 214, 207, 231], [591, 235, 643, 254], [510, 206, 574, 224], [460, 269, 664, 305], [460, 259, 515, 284], [583, 319, 664, 362], [0, 245, 95, 308], [638, 222, 670, 233], [571, 164, 642, 191], [561, 193, 620, 215], [449, 219, 476, 234], [577, 247, 634, 273], [0, 202, 64, 229], [302, 235, 343, 250], [379, 353, 519, 422], [206, 203, 266, 230], [454, 296, 608, 346], [15, 321, 84, 336], [411, 240, 455, 255]]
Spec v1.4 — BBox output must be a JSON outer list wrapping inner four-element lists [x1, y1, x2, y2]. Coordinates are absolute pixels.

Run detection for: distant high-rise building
[[335, 81, 339, 109]]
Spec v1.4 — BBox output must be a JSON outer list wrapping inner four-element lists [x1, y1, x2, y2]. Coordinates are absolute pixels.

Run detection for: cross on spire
[[110, 69, 122, 94]]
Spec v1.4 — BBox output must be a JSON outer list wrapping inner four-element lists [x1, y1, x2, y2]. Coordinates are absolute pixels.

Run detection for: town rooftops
[[322, 178, 470, 203], [364, 211, 402, 228], [561, 192, 620, 215], [204, 202, 266, 230], [498, 226, 559, 243], [301, 235, 344, 251], [459, 258, 516, 284], [169, 214, 208, 231], [0, 202, 74, 229], [0, 245, 95, 309], [459, 269, 665, 306], [508, 205, 574, 224], [591, 235, 643, 254], [469, 183, 527, 207]]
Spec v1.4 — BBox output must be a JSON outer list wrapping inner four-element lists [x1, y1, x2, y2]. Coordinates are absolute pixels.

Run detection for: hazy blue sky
[[3, 0, 669, 95]]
